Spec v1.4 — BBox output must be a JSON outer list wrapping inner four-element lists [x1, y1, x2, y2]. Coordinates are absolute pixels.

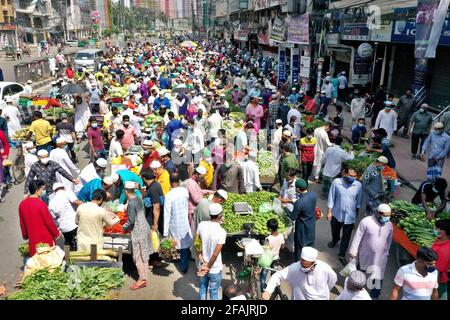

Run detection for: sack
[[151, 230, 160, 252], [258, 248, 274, 268], [315, 207, 323, 220], [259, 202, 273, 214], [339, 257, 357, 277]]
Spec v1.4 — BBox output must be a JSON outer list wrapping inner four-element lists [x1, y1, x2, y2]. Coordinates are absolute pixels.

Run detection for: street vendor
[[412, 178, 447, 219], [111, 169, 144, 204], [77, 176, 114, 202], [361, 156, 389, 215]]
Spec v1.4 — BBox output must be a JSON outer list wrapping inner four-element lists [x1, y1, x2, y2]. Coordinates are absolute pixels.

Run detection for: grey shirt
[[410, 110, 433, 135]]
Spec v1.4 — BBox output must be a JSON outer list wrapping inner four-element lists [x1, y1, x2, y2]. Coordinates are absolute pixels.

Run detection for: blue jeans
[[199, 272, 222, 300], [179, 248, 190, 274], [95, 149, 107, 159], [36, 141, 53, 154]]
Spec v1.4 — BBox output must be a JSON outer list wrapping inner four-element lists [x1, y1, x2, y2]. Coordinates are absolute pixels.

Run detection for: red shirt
[[19, 197, 60, 257], [142, 150, 161, 170], [431, 239, 450, 283], [65, 68, 74, 79], [0, 130, 10, 159], [87, 127, 104, 151]]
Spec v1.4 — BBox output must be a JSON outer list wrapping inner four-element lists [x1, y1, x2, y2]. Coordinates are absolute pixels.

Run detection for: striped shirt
[[394, 262, 438, 300]]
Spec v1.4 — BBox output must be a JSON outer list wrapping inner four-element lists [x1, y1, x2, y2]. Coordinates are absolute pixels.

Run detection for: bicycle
[[11, 141, 26, 184]]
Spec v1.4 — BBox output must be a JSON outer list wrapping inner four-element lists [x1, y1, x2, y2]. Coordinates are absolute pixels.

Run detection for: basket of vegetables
[[159, 237, 180, 261]]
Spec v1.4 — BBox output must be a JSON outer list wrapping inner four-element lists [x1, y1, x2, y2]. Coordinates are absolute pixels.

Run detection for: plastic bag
[[258, 248, 274, 268], [339, 257, 357, 277], [151, 230, 160, 252], [259, 202, 274, 214], [194, 234, 202, 253], [272, 198, 284, 215]]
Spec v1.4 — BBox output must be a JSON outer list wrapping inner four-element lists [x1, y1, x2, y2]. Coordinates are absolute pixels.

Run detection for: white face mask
[[29, 148, 37, 154], [40, 157, 50, 165], [301, 266, 314, 273]]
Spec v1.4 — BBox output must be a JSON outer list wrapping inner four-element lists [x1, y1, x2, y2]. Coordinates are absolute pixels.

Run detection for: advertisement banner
[[257, 33, 270, 45], [341, 23, 370, 41], [370, 22, 392, 42], [270, 17, 287, 42], [392, 7, 450, 45], [352, 51, 371, 85], [254, 0, 270, 10], [286, 13, 310, 44], [239, 29, 249, 41], [415, 0, 450, 58], [411, 58, 429, 95], [278, 47, 286, 85], [300, 56, 310, 78], [291, 48, 300, 83]]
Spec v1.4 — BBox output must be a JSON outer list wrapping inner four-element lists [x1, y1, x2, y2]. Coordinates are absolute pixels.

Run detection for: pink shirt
[[118, 125, 136, 150], [186, 178, 209, 224], [245, 104, 264, 129]]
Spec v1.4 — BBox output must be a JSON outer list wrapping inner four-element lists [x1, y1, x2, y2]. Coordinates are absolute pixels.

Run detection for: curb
[[31, 78, 54, 90]]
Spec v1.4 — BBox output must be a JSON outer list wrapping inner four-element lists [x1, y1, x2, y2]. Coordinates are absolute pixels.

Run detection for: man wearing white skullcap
[[239, 149, 262, 193], [78, 158, 108, 186], [360, 155, 388, 215], [50, 136, 80, 192], [348, 203, 393, 299], [262, 246, 337, 300], [186, 166, 215, 228], [374, 99, 398, 141], [150, 160, 171, 195], [196, 199, 227, 300], [77, 176, 115, 203], [24, 149, 80, 200], [24, 142, 38, 177]]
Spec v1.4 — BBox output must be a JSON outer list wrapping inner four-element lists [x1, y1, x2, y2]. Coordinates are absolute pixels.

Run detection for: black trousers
[[302, 162, 313, 180], [63, 228, 78, 251], [66, 142, 77, 160], [294, 240, 314, 262], [411, 133, 428, 155], [330, 216, 354, 257]]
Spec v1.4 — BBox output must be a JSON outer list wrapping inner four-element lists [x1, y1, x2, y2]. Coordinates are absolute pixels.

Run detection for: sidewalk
[[336, 104, 450, 189]]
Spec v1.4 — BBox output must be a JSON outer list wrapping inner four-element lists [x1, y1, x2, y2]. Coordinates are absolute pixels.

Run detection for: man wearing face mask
[[412, 178, 447, 219], [262, 247, 337, 300], [186, 166, 215, 229], [141, 140, 160, 170], [390, 247, 439, 300], [79, 158, 108, 186], [326, 167, 361, 264], [431, 219, 450, 300], [420, 122, 450, 181], [350, 90, 366, 123], [361, 156, 388, 215], [351, 118, 368, 144], [24, 150, 80, 202], [409, 103, 433, 159], [24, 142, 38, 177], [118, 115, 138, 151], [374, 100, 397, 142], [87, 117, 106, 159], [395, 89, 415, 138], [349, 203, 393, 299]]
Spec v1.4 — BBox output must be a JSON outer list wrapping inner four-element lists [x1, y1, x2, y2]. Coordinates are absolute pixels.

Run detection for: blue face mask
[[343, 176, 355, 184], [358, 123, 365, 127], [433, 229, 440, 237], [425, 266, 436, 273], [379, 215, 390, 224]]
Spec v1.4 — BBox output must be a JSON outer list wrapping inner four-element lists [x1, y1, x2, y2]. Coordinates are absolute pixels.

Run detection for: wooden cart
[[392, 223, 418, 268]]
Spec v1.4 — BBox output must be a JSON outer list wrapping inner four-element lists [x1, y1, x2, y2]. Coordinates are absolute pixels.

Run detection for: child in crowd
[[260, 218, 285, 291]]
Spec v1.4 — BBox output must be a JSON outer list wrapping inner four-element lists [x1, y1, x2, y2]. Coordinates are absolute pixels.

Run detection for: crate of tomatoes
[[104, 211, 131, 254]]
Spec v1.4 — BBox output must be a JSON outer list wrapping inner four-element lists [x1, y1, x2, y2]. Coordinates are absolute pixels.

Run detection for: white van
[[74, 49, 104, 73]]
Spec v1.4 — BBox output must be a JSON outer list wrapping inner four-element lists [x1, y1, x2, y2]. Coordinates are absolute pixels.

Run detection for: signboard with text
[[278, 47, 286, 85], [341, 23, 370, 41]]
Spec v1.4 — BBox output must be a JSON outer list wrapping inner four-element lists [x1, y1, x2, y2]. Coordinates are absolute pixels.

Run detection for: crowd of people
[[1, 36, 449, 300]]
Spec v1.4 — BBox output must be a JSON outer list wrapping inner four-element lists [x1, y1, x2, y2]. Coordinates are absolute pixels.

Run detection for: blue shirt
[[166, 119, 184, 149], [351, 125, 367, 144], [153, 97, 171, 111], [159, 77, 170, 89], [288, 93, 300, 104], [328, 177, 362, 224], [77, 178, 103, 202], [117, 169, 144, 204], [422, 132, 450, 159], [89, 88, 100, 104]]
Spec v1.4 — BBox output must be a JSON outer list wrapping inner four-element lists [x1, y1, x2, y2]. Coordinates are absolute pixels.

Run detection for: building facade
[[0, 0, 15, 46]]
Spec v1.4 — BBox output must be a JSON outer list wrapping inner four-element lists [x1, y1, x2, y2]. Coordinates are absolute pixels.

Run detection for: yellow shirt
[[200, 160, 214, 188], [157, 169, 171, 195], [29, 118, 52, 146]]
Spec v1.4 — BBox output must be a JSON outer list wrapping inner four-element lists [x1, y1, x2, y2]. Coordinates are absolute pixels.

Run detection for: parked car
[[0, 82, 25, 109], [73, 48, 105, 73]]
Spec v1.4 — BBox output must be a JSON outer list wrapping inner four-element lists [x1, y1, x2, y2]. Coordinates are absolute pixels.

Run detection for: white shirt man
[[238, 151, 262, 193], [24, 143, 38, 177], [313, 125, 333, 180], [263, 247, 337, 300], [2, 100, 22, 139], [49, 138, 80, 192], [109, 136, 123, 159], [24, 81, 33, 96], [375, 103, 398, 141], [322, 143, 354, 179], [79, 159, 107, 186], [206, 110, 223, 140], [184, 126, 205, 157], [336, 272, 372, 300]]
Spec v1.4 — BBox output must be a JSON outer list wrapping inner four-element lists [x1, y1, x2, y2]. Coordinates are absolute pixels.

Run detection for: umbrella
[[172, 84, 190, 93], [180, 41, 198, 48], [60, 83, 89, 95]]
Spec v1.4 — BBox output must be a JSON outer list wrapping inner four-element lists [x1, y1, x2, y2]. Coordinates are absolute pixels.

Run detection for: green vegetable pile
[[257, 150, 277, 177], [222, 192, 289, 235], [343, 156, 375, 176], [229, 112, 246, 122], [8, 266, 125, 300], [18, 243, 29, 257], [397, 212, 436, 247], [438, 211, 450, 219], [303, 119, 325, 132], [390, 200, 423, 223]]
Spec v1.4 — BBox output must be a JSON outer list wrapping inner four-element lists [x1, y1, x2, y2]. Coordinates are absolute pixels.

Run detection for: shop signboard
[[369, 22, 392, 42], [239, 29, 249, 41], [258, 33, 270, 45], [278, 47, 287, 85], [254, 0, 270, 11], [286, 13, 309, 45], [391, 7, 450, 45], [352, 51, 370, 85], [341, 23, 370, 41]]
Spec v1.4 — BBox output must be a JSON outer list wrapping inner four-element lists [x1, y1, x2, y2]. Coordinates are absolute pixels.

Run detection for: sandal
[[130, 280, 147, 290]]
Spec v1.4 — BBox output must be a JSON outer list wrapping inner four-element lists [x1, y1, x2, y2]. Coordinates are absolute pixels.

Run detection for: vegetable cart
[[103, 233, 132, 255], [392, 222, 418, 268]]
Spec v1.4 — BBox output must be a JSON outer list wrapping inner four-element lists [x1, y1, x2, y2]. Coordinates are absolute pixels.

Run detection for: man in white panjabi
[[374, 101, 397, 141], [50, 137, 80, 192], [313, 122, 333, 182]]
